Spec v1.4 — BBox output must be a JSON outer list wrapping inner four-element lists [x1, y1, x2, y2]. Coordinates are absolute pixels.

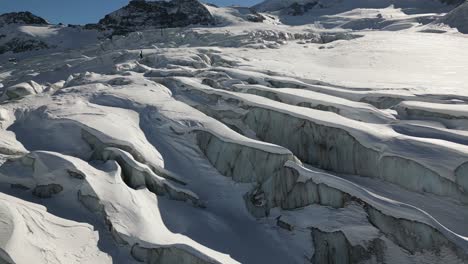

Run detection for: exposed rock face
[[440, 1, 468, 33], [0, 12, 51, 54], [97, 0, 215, 35], [287, 1, 323, 16], [246, 12, 266, 23], [0, 38, 50, 55], [253, 0, 307, 12], [243, 8, 267, 22], [32, 184, 64, 198], [0, 12, 48, 26]]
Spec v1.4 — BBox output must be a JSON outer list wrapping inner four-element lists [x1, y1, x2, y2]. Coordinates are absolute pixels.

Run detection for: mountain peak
[[0, 12, 48, 26], [97, 0, 215, 35]]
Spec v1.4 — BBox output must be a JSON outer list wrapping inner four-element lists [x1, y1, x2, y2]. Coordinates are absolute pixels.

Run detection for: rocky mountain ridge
[[0, 11, 48, 26], [94, 0, 216, 35], [440, 1, 468, 33]]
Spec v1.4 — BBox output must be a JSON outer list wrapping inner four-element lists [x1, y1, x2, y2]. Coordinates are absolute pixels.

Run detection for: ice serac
[[243, 107, 468, 203], [278, 163, 468, 263], [10, 99, 193, 200], [196, 130, 301, 217], [11, 97, 166, 172], [97, 147, 199, 205], [97, 0, 215, 35], [395, 101, 468, 130], [311, 227, 385, 264], [196, 130, 297, 184], [169, 79, 468, 204], [0, 151, 237, 264], [163, 77, 468, 260], [231, 84, 394, 124]]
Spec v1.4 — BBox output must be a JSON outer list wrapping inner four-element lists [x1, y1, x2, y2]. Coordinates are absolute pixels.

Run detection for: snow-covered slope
[[0, 12, 99, 56], [253, 0, 463, 12], [1, 0, 468, 263], [252, 0, 460, 28]]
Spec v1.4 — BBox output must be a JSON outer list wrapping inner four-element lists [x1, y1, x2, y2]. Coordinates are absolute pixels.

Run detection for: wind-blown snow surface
[[1, 1, 468, 263]]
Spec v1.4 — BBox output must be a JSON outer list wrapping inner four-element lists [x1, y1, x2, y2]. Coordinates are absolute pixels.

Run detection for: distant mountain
[[252, 0, 465, 13], [95, 0, 216, 35], [252, 0, 324, 12], [0, 12, 98, 55], [0, 12, 51, 54], [0, 12, 48, 26]]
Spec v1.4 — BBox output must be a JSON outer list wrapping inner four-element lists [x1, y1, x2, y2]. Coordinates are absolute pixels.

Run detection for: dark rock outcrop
[[32, 184, 64, 198], [287, 2, 323, 16], [0, 38, 50, 54], [246, 9, 267, 22], [0, 12, 48, 26], [439, 1, 468, 33], [97, 0, 215, 35], [252, 0, 327, 13]]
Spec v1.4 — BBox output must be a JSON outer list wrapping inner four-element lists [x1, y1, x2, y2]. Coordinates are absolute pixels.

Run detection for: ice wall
[[172, 83, 468, 203], [194, 123, 467, 263], [196, 130, 297, 183], [196, 130, 299, 217], [311, 227, 386, 264], [396, 101, 468, 129], [207, 147, 468, 263], [97, 147, 199, 205], [245, 107, 467, 202]]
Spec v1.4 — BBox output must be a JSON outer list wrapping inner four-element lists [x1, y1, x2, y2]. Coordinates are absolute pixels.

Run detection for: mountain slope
[[439, 1, 468, 33], [253, 0, 464, 12], [97, 0, 215, 35], [0, 12, 48, 26], [0, 12, 99, 56]]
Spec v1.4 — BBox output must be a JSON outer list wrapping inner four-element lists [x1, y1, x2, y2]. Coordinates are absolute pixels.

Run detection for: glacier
[[0, 0, 468, 263]]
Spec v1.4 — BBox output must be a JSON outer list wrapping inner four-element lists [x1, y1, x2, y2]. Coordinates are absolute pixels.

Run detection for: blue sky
[[0, 0, 262, 25]]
